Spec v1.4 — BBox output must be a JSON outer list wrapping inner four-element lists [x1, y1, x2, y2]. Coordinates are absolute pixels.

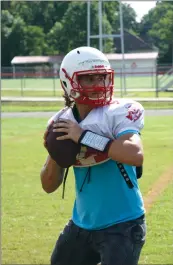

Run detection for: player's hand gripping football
[[43, 129, 48, 148], [53, 119, 83, 143], [43, 121, 54, 149]]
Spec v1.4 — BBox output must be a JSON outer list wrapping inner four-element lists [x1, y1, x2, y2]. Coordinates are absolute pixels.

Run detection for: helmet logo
[[93, 65, 105, 68]]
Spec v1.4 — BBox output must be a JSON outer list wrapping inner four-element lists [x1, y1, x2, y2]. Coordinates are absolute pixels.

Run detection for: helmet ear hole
[[70, 90, 80, 99], [63, 81, 67, 88]]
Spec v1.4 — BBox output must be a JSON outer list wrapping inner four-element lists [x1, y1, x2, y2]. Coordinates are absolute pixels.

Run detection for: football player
[[40, 46, 146, 265]]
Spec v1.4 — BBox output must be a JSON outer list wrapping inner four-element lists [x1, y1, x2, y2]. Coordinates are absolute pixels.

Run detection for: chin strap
[[116, 162, 134, 189], [62, 167, 69, 199]]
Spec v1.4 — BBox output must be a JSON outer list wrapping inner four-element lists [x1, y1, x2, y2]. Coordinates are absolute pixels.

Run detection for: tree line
[[1, 1, 173, 66]]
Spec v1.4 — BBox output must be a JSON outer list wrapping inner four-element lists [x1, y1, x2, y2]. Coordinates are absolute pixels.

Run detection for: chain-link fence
[[1, 65, 173, 97]]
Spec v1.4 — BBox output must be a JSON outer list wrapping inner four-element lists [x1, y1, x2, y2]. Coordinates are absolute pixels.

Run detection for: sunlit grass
[[2, 116, 173, 264]]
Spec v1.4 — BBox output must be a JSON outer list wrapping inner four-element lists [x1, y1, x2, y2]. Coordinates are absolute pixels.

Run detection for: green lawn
[[1, 90, 173, 113], [2, 99, 173, 113], [1, 89, 173, 98], [2, 76, 157, 90], [141, 183, 173, 264], [2, 76, 173, 112], [2, 75, 173, 98], [2, 116, 173, 264]]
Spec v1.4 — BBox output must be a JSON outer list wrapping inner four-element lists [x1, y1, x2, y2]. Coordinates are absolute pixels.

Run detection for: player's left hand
[[53, 119, 83, 143], [43, 120, 54, 149]]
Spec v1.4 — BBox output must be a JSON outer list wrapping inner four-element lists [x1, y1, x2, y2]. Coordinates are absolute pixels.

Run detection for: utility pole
[[119, 0, 126, 94], [98, 0, 103, 51], [87, 1, 90, 47]]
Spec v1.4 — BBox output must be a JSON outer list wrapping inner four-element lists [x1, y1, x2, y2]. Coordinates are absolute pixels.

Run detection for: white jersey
[[48, 99, 144, 167]]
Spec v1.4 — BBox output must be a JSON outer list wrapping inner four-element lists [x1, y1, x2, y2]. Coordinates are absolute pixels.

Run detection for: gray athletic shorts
[[51, 215, 146, 265]]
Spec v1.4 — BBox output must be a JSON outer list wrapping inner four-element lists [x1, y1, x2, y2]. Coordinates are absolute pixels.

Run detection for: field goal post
[[87, 0, 126, 97]]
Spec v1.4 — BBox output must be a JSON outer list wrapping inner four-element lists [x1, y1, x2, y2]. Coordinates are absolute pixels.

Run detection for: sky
[[123, 1, 157, 22]]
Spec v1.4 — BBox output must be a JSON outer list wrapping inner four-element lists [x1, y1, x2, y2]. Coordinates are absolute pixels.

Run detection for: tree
[[47, 22, 64, 55], [1, 10, 14, 66], [2, 11, 48, 64], [9, 1, 69, 33], [102, 2, 138, 33], [139, 1, 173, 63], [1, 0, 12, 10], [102, 1, 119, 30], [1, 11, 27, 65], [1, 9, 13, 38], [122, 3, 138, 33], [2, 1, 173, 65], [56, 2, 114, 54], [23, 26, 47, 55]]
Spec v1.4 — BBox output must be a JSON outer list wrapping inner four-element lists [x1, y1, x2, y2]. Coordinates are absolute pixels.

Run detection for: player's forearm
[[108, 139, 143, 166], [78, 130, 143, 166], [40, 155, 64, 193]]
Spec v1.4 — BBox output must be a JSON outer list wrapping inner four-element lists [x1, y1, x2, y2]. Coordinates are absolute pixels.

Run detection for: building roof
[[114, 29, 158, 53], [106, 52, 158, 60], [11, 55, 64, 65], [11, 52, 158, 65]]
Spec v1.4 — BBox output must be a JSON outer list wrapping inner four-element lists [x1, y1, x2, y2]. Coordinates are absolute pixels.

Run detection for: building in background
[[10, 29, 158, 78], [106, 52, 158, 76]]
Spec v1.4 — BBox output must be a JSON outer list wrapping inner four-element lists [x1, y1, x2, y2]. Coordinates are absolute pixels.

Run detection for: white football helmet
[[59, 46, 114, 107]]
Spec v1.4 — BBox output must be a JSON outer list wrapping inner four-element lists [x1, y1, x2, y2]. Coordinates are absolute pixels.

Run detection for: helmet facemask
[[62, 68, 114, 107]]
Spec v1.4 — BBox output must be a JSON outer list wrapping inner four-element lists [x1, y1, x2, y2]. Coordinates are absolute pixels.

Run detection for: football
[[46, 122, 81, 168]]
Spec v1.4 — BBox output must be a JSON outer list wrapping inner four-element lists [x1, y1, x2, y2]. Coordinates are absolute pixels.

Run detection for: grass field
[[2, 76, 172, 95], [2, 76, 173, 112], [141, 183, 173, 264], [2, 116, 173, 264], [1, 89, 173, 98], [2, 79, 173, 98], [2, 76, 157, 91], [2, 100, 173, 113]]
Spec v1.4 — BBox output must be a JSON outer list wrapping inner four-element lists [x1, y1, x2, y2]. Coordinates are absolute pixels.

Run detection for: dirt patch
[[144, 166, 173, 212]]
